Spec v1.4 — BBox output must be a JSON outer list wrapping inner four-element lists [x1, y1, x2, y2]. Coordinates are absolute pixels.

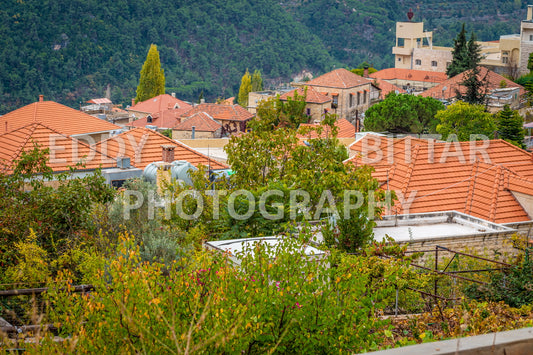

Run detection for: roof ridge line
[[400, 144, 419, 197], [488, 165, 504, 222]]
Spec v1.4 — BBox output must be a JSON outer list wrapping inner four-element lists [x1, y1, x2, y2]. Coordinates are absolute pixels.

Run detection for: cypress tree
[[251, 69, 263, 92], [135, 44, 165, 103], [496, 105, 525, 148], [447, 24, 468, 78], [466, 32, 481, 69], [238, 69, 252, 107]]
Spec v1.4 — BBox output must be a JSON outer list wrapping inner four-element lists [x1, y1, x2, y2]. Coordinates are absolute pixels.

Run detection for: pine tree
[[251, 69, 263, 92], [496, 105, 525, 148], [458, 67, 488, 105], [466, 32, 481, 69], [238, 69, 252, 107], [446, 24, 468, 78], [135, 44, 165, 104]]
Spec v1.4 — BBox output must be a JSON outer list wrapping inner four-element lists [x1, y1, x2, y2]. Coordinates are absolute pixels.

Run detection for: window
[[349, 93, 354, 107], [415, 59, 421, 65], [530, 34, 533, 41], [363, 91, 367, 104], [398, 57, 402, 62], [431, 61, 437, 67], [331, 95, 338, 109], [502, 57, 509, 64], [306, 108, 311, 116], [147, 115, 153, 123], [357, 92, 361, 105]]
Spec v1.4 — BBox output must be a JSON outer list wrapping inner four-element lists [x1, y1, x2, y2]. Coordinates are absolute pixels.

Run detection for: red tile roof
[[0, 122, 116, 174], [129, 94, 192, 115], [95, 127, 227, 170], [306, 68, 373, 89], [347, 134, 533, 223], [173, 112, 221, 132], [129, 106, 191, 129], [298, 118, 355, 139], [280, 87, 331, 104], [182, 103, 254, 122], [371, 78, 406, 97], [0, 98, 120, 136], [87, 98, 112, 104], [369, 68, 448, 83], [420, 67, 525, 100]]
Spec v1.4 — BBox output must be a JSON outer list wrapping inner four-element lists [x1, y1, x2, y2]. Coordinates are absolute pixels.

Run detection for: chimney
[[161, 145, 175, 163], [528, 5, 533, 21], [171, 92, 176, 98], [38, 95, 44, 102], [132, 98, 135, 106], [191, 126, 196, 139], [363, 66, 369, 78], [200, 98, 205, 104]]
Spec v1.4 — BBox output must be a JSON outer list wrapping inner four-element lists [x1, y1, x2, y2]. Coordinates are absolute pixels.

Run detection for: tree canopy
[[446, 25, 482, 78], [363, 92, 445, 134], [435, 101, 496, 141], [251, 69, 263, 92], [135, 44, 165, 103], [237, 69, 252, 107], [495, 104, 525, 148]]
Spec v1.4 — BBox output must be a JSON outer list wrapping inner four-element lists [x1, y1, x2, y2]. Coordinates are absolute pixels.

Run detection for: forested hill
[[0, 0, 334, 113], [0, 0, 528, 114]]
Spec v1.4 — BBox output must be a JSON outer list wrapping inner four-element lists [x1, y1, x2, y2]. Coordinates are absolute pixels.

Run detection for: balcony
[[392, 46, 413, 56]]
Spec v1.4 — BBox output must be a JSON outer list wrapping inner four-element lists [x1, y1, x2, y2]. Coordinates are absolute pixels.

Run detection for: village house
[[177, 103, 254, 137], [0, 95, 121, 144], [369, 68, 447, 93], [95, 127, 227, 171], [419, 67, 525, 112], [293, 68, 381, 123], [172, 112, 222, 139], [279, 86, 331, 123], [128, 94, 193, 132], [347, 134, 533, 225]]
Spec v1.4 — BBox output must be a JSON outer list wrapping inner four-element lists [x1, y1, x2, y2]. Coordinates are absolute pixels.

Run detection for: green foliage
[[464, 249, 533, 308], [351, 62, 378, 77], [457, 66, 488, 105], [33, 235, 417, 353], [251, 69, 263, 92], [0, 145, 115, 279], [447, 26, 481, 78], [135, 44, 165, 103], [237, 69, 252, 107], [528, 52, 533, 73], [363, 92, 445, 134], [436, 101, 496, 140], [495, 105, 526, 148]]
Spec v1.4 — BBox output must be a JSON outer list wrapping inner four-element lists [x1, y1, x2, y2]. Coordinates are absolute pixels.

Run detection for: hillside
[[0, 0, 528, 114], [0, 0, 334, 113]]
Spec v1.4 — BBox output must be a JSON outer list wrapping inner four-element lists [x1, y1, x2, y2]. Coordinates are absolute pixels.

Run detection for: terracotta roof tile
[[129, 106, 192, 129], [369, 68, 448, 83], [420, 67, 525, 100], [173, 112, 222, 132], [129, 94, 192, 115], [371, 78, 406, 96], [181, 103, 254, 122], [95, 127, 227, 170], [347, 134, 533, 223], [298, 118, 355, 139], [0, 122, 116, 174], [279, 87, 331, 104], [306, 68, 373, 89], [0, 99, 120, 136]]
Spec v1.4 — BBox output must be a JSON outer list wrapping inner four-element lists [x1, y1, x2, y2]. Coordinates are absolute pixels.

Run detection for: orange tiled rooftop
[[173, 112, 221, 132], [181, 103, 254, 122], [306, 68, 374, 89], [347, 134, 533, 223], [95, 127, 227, 170], [0, 96, 120, 136]]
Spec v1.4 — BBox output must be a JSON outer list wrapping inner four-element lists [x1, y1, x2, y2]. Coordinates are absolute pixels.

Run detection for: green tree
[[251, 69, 263, 92], [436, 101, 496, 141], [237, 69, 252, 107], [350, 62, 378, 77], [446, 24, 469, 78], [135, 44, 165, 103], [363, 92, 445, 134], [528, 52, 533, 73], [466, 32, 482, 69], [495, 104, 525, 148], [457, 66, 488, 105]]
